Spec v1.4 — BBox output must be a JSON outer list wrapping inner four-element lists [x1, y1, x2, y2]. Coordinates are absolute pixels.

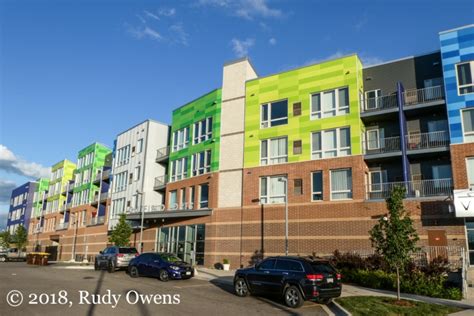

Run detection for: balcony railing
[[363, 136, 401, 155], [154, 175, 168, 190], [56, 222, 69, 231], [156, 146, 170, 162], [405, 131, 449, 151], [363, 94, 398, 112], [88, 216, 106, 226], [404, 85, 444, 106], [366, 178, 452, 200], [33, 227, 43, 234]]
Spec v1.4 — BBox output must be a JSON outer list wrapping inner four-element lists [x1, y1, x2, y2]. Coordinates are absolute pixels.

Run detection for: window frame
[[310, 87, 350, 119], [455, 61, 474, 96], [467, 157, 474, 189], [260, 99, 288, 128], [330, 168, 353, 201], [461, 108, 474, 142], [199, 184, 209, 209], [193, 117, 213, 145], [311, 171, 323, 201], [259, 175, 287, 205], [191, 150, 211, 176], [311, 127, 351, 159], [172, 127, 190, 152], [260, 137, 288, 166], [170, 157, 188, 182]]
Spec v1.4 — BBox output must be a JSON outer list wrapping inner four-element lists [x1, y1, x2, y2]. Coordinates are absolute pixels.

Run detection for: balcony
[[366, 178, 452, 200], [363, 136, 402, 158], [56, 222, 69, 231], [92, 191, 109, 205], [93, 169, 111, 184], [156, 146, 170, 163], [362, 94, 398, 113], [405, 131, 450, 153], [88, 216, 106, 226], [404, 85, 445, 107], [153, 175, 168, 191]]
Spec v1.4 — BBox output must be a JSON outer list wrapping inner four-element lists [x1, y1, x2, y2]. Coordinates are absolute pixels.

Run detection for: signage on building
[[453, 189, 474, 217]]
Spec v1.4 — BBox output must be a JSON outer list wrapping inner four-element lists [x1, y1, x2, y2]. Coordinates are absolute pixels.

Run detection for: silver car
[[94, 246, 138, 273]]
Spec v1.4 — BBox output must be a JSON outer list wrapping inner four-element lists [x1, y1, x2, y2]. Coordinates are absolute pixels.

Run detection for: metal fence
[[366, 178, 453, 200], [404, 85, 444, 106], [363, 136, 401, 155], [405, 131, 450, 150]]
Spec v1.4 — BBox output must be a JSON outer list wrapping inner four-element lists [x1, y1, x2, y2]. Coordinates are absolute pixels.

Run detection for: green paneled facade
[[244, 55, 364, 168], [47, 159, 76, 212], [72, 143, 112, 206], [32, 178, 49, 218], [169, 89, 222, 179]]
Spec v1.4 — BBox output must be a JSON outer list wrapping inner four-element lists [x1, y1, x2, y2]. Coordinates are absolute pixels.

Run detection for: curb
[[331, 299, 352, 316]]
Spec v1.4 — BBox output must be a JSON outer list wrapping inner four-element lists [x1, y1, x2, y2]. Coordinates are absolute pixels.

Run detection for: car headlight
[[170, 265, 180, 271]]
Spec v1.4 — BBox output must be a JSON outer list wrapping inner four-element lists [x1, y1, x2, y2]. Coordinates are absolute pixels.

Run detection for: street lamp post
[[137, 190, 144, 253], [278, 177, 289, 256]]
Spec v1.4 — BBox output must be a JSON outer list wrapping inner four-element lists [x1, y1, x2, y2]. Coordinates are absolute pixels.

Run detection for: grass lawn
[[336, 296, 463, 316]]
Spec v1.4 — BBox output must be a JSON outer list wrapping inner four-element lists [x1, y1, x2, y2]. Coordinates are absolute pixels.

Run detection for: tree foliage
[[369, 186, 419, 300], [13, 225, 28, 251], [0, 230, 11, 249], [108, 214, 133, 247]]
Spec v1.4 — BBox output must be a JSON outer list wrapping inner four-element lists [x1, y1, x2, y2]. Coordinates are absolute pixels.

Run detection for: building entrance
[[157, 224, 205, 265]]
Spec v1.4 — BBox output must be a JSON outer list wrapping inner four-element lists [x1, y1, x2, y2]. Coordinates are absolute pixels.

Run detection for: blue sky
[[0, 0, 473, 229]]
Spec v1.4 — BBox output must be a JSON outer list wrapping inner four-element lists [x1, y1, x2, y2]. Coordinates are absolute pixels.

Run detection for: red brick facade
[[451, 143, 474, 189]]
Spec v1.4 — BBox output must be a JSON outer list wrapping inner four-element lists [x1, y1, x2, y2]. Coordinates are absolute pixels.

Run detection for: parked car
[[233, 256, 341, 308], [128, 252, 194, 282], [94, 246, 138, 273], [0, 248, 27, 262]]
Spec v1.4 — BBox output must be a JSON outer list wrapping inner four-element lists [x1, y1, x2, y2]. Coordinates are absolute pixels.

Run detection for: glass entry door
[[157, 224, 205, 265], [466, 219, 474, 265]]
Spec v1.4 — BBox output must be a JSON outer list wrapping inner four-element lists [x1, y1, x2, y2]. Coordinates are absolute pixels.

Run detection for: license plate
[[327, 278, 334, 283], [186, 271, 191, 275]]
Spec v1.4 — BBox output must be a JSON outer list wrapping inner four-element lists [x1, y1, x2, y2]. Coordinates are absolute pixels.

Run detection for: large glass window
[[311, 127, 351, 159], [261, 137, 288, 165], [311, 171, 323, 201], [113, 171, 128, 192], [116, 145, 130, 166], [261, 100, 288, 128], [330, 169, 352, 200], [311, 87, 349, 119], [169, 191, 178, 209], [260, 176, 287, 204], [193, 117, 213, 144], [462, 108, 474, 142], [457, 61, 474, 95], [199, 184, 209, 208], [170, 157, 188, 182], [172, 127, 190, 152], [467, 157, 474, 189], [192, 150, 211, 176]]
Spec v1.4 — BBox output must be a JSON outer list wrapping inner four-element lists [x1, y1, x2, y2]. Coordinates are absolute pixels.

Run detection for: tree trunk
[[396, 266, 401, 301]]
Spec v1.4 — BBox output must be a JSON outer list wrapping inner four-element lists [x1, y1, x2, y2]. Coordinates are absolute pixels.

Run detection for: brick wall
[[451, 143, 474, 189]]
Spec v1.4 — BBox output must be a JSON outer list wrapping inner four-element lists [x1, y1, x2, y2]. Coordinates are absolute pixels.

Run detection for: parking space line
[[173, 284, 213, 289]]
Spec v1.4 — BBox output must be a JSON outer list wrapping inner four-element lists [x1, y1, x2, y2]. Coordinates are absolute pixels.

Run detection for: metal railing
[[56, 222, 69, 230], [89, 216, 106, 226], [404, 85, 444, 106], [156, 146, 170, 161], [405, 130, 450, 150], [363, 136, 401, 155], [363, 94, 398, 112], [34, 227, 43, 234], [154, 175, 168, 189], [366, 178, 452, 200]]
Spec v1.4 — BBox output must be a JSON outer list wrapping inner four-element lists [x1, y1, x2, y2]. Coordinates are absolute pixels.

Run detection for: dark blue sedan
[[128, 252, 194, 282]]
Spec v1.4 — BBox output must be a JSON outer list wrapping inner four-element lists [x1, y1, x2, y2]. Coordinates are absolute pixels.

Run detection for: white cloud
[[269, 37, 277, 45], [144, 10, 161, 21], [231, 38, 255, 57], [127, 25, 164, 41], [0, 145, 50, 179], [197, 0, 282, 20], [159, 8, 176, 17], [136, 14, 146, 24], [0, 180, 16, 204], [170, 23, 189, 46]]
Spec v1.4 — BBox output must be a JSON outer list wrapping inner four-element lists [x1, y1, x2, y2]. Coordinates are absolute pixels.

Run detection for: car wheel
[[234, 278, 250, 297], [159, 269, 169, 282], [108, 261, 115, 273], [0, 256, 6, 262], [129, 266, 139, 278], [284, 285, 304, 308]]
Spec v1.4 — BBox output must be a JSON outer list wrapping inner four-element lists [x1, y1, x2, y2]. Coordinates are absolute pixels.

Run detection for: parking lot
[[0, 263, 329, 315]]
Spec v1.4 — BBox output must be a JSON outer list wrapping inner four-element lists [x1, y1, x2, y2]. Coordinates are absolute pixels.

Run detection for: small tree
[[0, 230, 11, 249], [369, 186, 419, 301], [108, 214, 132, 247], [13, 225, 28, 251]]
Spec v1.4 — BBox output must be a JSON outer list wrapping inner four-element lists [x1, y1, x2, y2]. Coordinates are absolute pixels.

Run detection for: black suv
[[233, 256, 341, 308]]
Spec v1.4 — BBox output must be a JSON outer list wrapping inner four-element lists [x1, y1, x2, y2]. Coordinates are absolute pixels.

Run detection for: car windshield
[[160, 254, 182, 263], [311, 262, 335, 274], [119, 248, 138, 254]]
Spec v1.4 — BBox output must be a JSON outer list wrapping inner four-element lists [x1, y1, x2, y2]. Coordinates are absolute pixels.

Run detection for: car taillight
[[306, 274, 324, 281], [117, 254, 124, 257], [336, 273, 342, 280]]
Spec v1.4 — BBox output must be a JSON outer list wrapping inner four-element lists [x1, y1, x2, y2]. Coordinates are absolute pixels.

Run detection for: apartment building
[[7, 181, 37, 235], [109, 120, 169, 249], [28, 178, 49, 251]]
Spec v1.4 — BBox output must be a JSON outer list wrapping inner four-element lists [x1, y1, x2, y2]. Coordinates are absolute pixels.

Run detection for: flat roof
[[439, 24, 474, 35], [116, 119, 170, 137]]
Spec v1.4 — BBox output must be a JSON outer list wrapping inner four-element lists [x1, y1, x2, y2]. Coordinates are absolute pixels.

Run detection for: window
[[192, 150, 211, 176], [462, 108, 474, 142], [137, 139, 143, 153], [311, 127, 351, 159], [199, 184, 209, 209], [311, 87, 349, 119], [261, 100, 288, 128], [180, 188, 186, 209], [366, 129, 380, 150], [111, 198, 125, 217], [116, 145, 131, 166], [261, 137, 288, 165], [365, 89, 381, 110], [114, 171, 128, 192], [172, 127, 190, 152], [293, 102, 302, 116], [193, 117, 213, 144], [293, 179, 303, 195], [311, 171, 323, 201], [134, 166, 141, 181], [369, 171, 383, 192], [259, 259, 276, 270], [189, 186, 195, 209], [293, 140, 302, 155], [169, 191, 178, 209], [330, 169, 352, 200], [467, 158, 474, 189], [170, 157, 188, 182], [260, 176, 286, 204], [456, 61, 474, 95]]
